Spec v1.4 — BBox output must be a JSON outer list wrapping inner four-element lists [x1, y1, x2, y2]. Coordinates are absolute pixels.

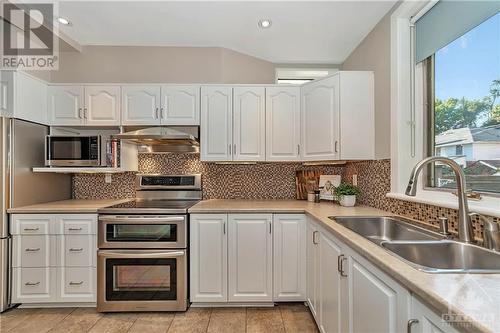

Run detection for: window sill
[[387, 190, 500, 218]]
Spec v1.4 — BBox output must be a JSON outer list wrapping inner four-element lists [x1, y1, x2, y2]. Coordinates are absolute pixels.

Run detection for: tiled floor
[[0, 303, 319, 333]]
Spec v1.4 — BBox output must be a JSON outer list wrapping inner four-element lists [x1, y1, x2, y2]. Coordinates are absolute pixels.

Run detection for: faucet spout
[[405, 157, 475, 243]]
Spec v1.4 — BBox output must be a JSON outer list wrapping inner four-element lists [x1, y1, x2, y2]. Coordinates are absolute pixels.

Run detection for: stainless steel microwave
[[45, 135, 102, 167]]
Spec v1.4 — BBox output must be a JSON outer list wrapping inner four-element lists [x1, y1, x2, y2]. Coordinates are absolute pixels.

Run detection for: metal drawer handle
[[25, 281, 40, 286], [23, 227, 39, 231], [25, 248, 40, 252], [312, 231, 319, 244], [69, 281, 84, 286], [68, 227, 83, 231], [69, 248, 83, 252], [407, 319, 419, 333]]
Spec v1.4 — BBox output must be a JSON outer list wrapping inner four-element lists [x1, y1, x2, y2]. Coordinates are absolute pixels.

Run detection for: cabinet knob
[[25, 248, 40, 252], [69, 281, 84, 286], [68, 227, 83, 231], [25, 281, 40, 286], [69, 248, 83, 252], [23, 227, 39, 231]]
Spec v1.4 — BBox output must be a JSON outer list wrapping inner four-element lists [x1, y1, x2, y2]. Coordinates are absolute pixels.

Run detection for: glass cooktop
[[98, 199, 199, 214]]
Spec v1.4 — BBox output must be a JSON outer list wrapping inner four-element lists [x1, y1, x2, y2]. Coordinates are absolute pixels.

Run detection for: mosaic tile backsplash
[[72, 154, 497, 240]]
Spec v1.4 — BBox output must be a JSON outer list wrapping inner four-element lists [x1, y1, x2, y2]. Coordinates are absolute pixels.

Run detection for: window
[[425, 13, 500, 194], [275, 68, 337, 85]]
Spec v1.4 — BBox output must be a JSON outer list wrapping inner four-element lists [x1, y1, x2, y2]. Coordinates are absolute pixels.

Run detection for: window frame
[[388, 0, 500, 217]]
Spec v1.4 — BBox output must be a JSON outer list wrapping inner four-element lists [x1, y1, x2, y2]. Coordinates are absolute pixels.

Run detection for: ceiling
[[56, 1, 396, 64]]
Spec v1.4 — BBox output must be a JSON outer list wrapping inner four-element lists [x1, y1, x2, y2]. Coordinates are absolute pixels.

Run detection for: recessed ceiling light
[[258, 19, 272, 29], [57, 17, 71, 25]]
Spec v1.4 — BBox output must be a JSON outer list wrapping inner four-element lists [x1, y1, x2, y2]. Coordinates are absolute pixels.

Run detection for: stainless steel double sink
[[329, 216, 500, 273]]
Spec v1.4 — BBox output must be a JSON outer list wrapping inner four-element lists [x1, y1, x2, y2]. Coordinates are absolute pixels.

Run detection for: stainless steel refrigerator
[[0, 117, 72, 312]]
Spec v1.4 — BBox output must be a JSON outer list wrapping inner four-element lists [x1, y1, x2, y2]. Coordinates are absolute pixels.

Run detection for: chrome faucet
[[405, 157, 475, 243]]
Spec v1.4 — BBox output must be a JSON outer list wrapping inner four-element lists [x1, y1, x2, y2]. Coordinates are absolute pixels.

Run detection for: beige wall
[[50, 46, 276, 84], [342, 5, 398, 159]]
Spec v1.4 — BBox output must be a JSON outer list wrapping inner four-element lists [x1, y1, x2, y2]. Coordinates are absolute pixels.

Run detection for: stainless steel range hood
[[113, 126, 199, 153]]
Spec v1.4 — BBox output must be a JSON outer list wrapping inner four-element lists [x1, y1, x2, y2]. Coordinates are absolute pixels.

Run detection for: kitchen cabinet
[[48, 85, 84, 126], [200, 86, 233, 161], [190, 214, 228, 303], [228, 214, 273, 302], [233, 87, 266, 161], [84, 86, 121, 126], [121, 85, 161, 125], [273, 214, 306, 301], [409, 298, 460, 333], [10, 213, 97, 304], [160, 85, 200, 125], [306, 219, 320, 320], [1, 72, 48, 123], [266, 87, 301, 161], [49, 85, 120, 126], [301, 72, 374, 160]]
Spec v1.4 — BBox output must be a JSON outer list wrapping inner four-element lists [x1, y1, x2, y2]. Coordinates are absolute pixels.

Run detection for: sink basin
[[330, 216, 444, 245], [381, 241, 500, 273]]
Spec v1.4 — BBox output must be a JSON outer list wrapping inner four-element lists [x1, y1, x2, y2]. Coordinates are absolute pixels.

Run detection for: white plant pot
[[340, 195, 356, 207]]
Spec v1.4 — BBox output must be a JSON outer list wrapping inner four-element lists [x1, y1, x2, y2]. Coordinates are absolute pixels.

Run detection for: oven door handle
[[98, 250, 186, 258], [99, 216, 185, 223]]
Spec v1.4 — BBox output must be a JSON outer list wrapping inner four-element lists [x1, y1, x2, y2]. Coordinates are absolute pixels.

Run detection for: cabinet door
[[233, 87, 266, 161], [11, 267, 57, 303], [228, 214, 273, 302], [347, 254, 410, 333], [266, 87, 301, 161], [84, 85, 121, 126], [273, 214, 306, 301], [301, 75, 340, 160], [121, 85, 160, 125], [410, 297, 460, 333], [12, 235, 57, 268], [58, 267, 96, 303], [306, 221, 320, 319], [15, 73, 47, 124], [190, 214, 228, 303], [319, 231, 344, 333], [48, 85, 84, 126], [160, 85, 200, 125], [200, 86, 233, 161]]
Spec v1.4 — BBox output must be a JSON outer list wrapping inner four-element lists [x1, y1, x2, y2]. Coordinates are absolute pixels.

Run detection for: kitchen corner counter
[[189, 199, 499, 333], [7, 198, 132, 214]]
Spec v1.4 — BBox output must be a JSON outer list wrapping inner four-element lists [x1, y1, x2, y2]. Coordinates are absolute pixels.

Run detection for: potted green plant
[[333, 183, 361, 207]]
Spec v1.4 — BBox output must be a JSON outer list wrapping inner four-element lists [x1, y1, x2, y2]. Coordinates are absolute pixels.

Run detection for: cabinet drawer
[[12, 267, 56, 303], [59, 267, 96, 302], [10, 215, 52, 235], [12, 235, 56, 267], [55, 215, 97, 235], [62, 235, 95, 267]]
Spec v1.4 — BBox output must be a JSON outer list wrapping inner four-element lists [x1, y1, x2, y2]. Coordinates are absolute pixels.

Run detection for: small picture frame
[[319, 175, 341, 201]]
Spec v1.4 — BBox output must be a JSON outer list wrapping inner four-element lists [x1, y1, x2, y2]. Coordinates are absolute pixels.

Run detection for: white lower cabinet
[[190, 213, 298, 304], [10, 214, 97, 305], [228, 214, 273, 302], [190, 214, 228, 303], [273, 214, 306, 301], [409, 298, 460, 333]]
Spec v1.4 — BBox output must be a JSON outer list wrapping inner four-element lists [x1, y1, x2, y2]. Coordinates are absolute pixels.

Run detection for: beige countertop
[[189, 199, 500, 333], [7, 198, 132, 213]]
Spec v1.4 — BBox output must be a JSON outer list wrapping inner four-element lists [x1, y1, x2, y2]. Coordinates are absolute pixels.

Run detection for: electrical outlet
[[105, 174, 112, 184], [352, 174, 358, 186]]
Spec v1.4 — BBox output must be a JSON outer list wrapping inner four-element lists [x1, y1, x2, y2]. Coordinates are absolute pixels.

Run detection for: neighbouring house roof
[[464, 160, 500, 176], [436, 124, 500, 147]]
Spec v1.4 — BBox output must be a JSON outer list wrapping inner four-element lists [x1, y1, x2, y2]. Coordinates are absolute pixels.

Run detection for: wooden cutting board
[[295, 170, 321, 200]]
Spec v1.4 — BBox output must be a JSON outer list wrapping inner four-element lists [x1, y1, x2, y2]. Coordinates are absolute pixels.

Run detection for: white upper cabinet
[[84, 86, 120, 126], [233, 87, 266, 161], [160, 85, 200, 125], [301, 75, 340, 161], [301, 72, 374, 161], [15, 73, 47, 124], [0, 71, 13, 117], [200, 86, 233, 161], [228, 214, 273, 302], [121, 85, 161, 125], [266, 87, 301, 161], [48, 85, 84, 126]]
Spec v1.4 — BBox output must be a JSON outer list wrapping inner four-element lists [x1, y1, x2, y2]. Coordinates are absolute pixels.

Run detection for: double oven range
[[97, 174, 201, 312]]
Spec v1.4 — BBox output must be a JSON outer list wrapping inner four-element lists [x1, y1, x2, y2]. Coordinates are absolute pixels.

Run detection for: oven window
[[106, 258, 177, 301], [106, 224, 177, 242]]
